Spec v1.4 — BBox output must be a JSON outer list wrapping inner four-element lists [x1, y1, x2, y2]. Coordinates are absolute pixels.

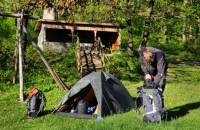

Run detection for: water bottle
[[97, 116, 103, 121]]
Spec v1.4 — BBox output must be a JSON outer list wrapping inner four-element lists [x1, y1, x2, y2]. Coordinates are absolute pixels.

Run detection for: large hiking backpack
[[136, 80, 167, 123], [26, 88, 47, 119]]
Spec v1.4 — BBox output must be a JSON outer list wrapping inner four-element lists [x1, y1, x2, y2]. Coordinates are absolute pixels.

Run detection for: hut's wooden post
[[119, 29, 122, 48], [71, 29, 74, 43], [94, 31, 97, 51]]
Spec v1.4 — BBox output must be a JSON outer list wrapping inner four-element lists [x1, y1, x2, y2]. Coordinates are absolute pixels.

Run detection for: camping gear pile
[[53, 71, 136, 118], [25, 71, 168, 124]]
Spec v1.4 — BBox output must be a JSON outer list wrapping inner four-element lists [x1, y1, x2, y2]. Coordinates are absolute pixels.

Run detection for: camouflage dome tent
[[54, 71, 136, 118]]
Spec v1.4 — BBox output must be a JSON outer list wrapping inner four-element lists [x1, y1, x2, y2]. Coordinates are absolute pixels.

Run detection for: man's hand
[[145, 74, 152, 80]]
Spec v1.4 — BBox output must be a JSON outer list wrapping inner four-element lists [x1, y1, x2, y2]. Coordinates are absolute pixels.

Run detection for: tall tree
[[140, 0, 154, 49], [126, 0, 133, 52], [195, 12, 200, 46], [182, 0, 188, 45]]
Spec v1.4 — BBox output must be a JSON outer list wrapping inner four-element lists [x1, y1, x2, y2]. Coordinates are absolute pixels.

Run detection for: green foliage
[[71, 0, 146, 25], [47, 44, 80, 87], [104, 50, 143, 86], [23, 44, 80, 89], [0, 18, 17, 83]]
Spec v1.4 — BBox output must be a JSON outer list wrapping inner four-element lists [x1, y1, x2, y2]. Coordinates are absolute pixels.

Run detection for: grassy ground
[[0, 60, 200, 130]]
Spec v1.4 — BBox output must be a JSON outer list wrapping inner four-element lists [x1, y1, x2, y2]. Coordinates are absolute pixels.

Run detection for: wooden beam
[[0, 12, 40, 19], [43, 24, 119, 32], [37, 19, 119, 26]]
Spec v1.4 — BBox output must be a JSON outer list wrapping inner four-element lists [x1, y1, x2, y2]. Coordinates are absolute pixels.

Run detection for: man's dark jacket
[[139, 47, 168, 84]]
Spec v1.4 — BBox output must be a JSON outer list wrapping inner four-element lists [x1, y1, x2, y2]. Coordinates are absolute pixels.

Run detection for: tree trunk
[[182, 0, 188, 45], [195, 15, 200, 46], [140, 0, 154, 49], [13, 43, 18, 84], [164, 24, 168, 42], [126, 0, 133, 52], [189, 24, 192, 39], [182, 15, 187, 45], [23, 18, 28, 63]]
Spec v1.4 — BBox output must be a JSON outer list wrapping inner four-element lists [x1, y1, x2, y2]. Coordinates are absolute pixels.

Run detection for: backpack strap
[[38, 91, 47, 114], [135, 87, 143, 115]]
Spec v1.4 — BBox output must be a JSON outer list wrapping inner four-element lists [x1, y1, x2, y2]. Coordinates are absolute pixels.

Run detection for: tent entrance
[[55, 85, 98, 118]]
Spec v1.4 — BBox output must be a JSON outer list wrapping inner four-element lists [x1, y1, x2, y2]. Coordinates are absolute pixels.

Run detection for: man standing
[[139, 47, 168, 93]]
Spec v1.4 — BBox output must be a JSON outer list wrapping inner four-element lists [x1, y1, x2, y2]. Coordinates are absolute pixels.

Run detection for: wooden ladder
[[76, 37, 104, 77]]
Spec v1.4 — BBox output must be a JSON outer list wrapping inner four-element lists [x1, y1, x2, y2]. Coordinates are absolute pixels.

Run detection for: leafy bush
[[23, 44, 80, 90], [104, 50, 143, 85]]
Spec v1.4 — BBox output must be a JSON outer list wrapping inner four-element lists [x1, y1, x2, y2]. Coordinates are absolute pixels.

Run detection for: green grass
[[1, 61, 200, 130]]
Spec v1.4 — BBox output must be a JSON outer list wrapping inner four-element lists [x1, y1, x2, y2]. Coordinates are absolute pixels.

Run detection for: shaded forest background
[[0, 0, 200, 91]]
